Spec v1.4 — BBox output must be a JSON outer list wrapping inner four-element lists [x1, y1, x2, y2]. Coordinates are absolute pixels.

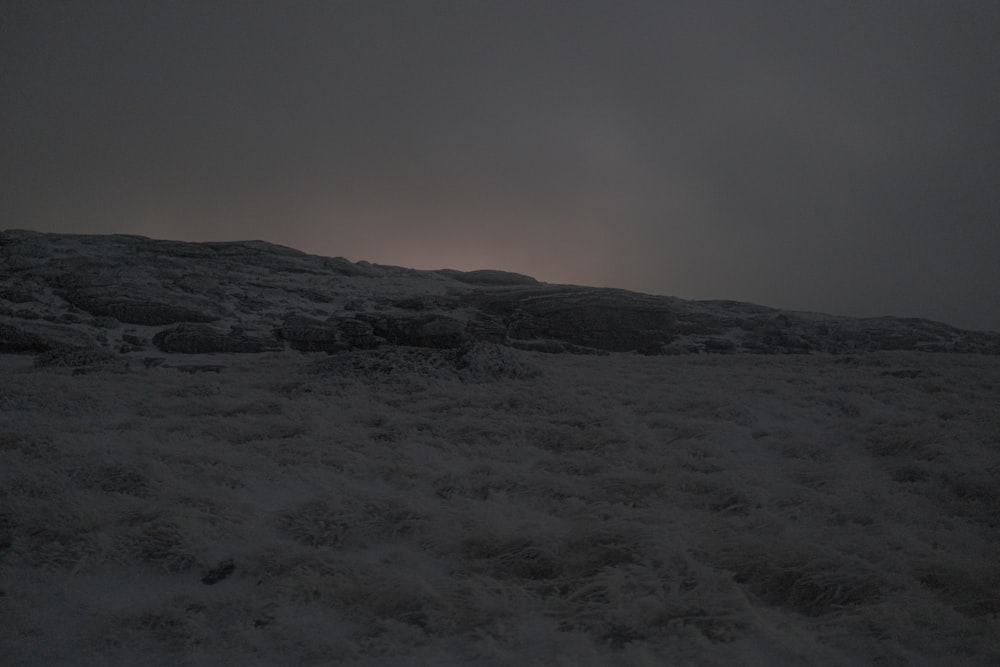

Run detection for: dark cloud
[[2, 0, 999, 329]]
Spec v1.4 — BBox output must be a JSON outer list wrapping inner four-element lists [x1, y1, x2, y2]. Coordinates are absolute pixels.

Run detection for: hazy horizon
[[3, 1, 998, 331]]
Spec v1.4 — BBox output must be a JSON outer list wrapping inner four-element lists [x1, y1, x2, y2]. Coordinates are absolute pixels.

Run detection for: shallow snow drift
[[1, 348, 998, 665]]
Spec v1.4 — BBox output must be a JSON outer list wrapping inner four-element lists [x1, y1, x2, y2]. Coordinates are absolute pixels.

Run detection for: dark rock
[[636, 329, 676, 355], [467, 288, 675, 352], [273, 316, 375, 353], [153, 324, 280, 354], [361, 313, 468, 349], [0, 323, 51, 353], [343, 298, 367, 311], [393, 296, 449, 311], [90, 316, 118, 329], [0, 320, 96, 352], [278, 324, 339, 344], [174, 364, 226, 374], [1, 289, 33, 303], [138, 239, 218, 259], [122, 334, 147, 348], [702, 337, 736, 353], [507, 338, 608, 355], [276, 315, 344, 352], [464, 314, 508, 344], [882, 369, 923, 379], [62, 292, 217, 325], [0, 513, 13, 552], [4, 232, 999, 358], [447, 269, 539, 286], [294, 288, 333, 303], [322, 256, 381, 277], [201, 559, 235, 585], [204, 239, 305, 258], [333, 317, 376, 349]]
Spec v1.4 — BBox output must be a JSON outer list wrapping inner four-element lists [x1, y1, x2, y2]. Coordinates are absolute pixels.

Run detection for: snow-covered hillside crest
[[2, 229, 999, 664], [2, 229, 999, 360]]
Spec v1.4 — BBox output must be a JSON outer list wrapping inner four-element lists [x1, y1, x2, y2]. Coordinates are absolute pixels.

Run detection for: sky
[[2, 1, 999, 331]]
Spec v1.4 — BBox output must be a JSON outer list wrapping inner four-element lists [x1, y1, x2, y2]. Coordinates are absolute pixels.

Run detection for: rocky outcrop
[[275, 315, 342, 353], [357, 313, 468, 349], [152, 324, 281, 354], [466, 287, 676, 352], [0, 288, 34, 303], [2, 231, 999, 359], [0, 321, 96, 352], [0, 323, 50, 353], [335, 318, 377, 349], [62, 292, 217, 326], [440, 269, 539, 286], [275, 316, 377, 353]]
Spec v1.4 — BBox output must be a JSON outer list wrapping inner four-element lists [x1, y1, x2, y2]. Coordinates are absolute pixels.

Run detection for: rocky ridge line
[[2, 229, 998, 363]]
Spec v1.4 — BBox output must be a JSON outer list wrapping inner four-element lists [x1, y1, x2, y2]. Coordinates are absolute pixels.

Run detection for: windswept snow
[[2, 348, 998, 665]]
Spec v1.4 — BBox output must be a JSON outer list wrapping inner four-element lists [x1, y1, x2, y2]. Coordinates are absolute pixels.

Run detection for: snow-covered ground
[[2, 347, 998, 665]]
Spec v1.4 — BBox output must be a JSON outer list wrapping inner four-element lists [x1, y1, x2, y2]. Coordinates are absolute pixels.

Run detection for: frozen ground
[[1, 347, 998, 665]]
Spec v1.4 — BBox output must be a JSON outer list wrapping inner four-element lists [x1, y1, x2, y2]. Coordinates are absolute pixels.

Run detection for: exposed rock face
[[62, 292, 217, 326], [275, 315, 341, 353], [0, 321, 96, 352], [152, 324, 281, 354], [466, 287, 676, 353], [2, 229, 998, 360], [0, 323, 50, 353], [439, 269, 539, 286], [0, 288, 34, 303], [335, 318, 377, 349], [275, 316, 377, 352], [358, 313, 468, 349], [276, 324, 341, 352]]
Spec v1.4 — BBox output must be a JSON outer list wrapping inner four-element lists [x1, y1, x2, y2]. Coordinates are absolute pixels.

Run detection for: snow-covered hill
[[2, 229, 998, 362], [2, 230, 999, 665]]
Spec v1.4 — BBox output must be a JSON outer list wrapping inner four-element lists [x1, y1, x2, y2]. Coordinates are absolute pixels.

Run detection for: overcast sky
[[2, 1, 999, 330]]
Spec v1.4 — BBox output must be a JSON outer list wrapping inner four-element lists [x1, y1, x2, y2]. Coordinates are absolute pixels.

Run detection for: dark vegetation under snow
[[1, 231, 998, 665]]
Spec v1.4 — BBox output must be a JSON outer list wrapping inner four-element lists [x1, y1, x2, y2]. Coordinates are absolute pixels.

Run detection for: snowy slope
[[2, 231, 999, 665], [2, 350, 998, 665]]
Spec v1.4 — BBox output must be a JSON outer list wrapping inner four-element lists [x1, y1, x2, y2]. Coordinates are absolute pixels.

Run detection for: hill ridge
[[2, 230, 998, 358]]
